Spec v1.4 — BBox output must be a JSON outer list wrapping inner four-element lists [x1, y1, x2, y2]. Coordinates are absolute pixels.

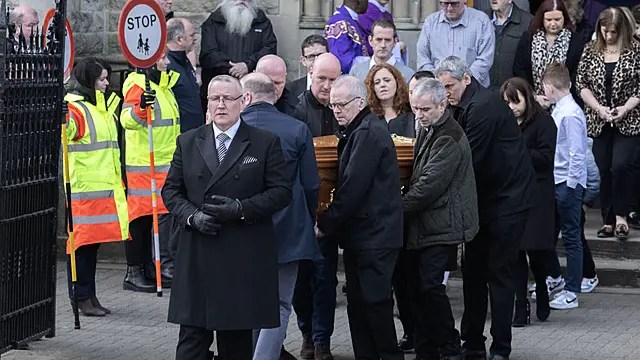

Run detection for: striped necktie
[[216, 133, 229, 163]]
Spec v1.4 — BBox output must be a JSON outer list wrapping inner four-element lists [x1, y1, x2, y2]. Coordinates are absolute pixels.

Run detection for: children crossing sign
[[118, 0, 167, 68]]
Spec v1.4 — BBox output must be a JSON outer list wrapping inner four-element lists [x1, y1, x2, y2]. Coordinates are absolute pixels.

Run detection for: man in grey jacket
[[403, 79, 479, 360]]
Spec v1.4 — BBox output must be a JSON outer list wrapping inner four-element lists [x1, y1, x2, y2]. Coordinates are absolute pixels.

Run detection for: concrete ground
[[4, 262, 640, 360]]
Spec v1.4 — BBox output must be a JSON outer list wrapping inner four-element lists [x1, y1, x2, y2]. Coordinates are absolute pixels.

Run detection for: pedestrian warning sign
[[118, 0, 167, 68]]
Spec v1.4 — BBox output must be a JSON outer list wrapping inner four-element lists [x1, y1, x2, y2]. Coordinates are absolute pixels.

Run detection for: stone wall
[[59, 0, 438, 81]]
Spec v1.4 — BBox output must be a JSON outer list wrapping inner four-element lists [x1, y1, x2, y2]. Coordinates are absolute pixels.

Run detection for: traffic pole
[[61, 103, 81, 329], [144, 75, 163, 297]]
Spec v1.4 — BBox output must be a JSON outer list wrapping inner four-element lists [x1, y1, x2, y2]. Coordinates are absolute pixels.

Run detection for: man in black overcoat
[[435, 56, 535, 360], [316, 75, 403, 360], [162, 74, 292, 360]]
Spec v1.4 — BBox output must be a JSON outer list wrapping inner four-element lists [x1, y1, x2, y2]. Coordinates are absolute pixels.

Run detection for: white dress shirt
[[551, 94, 588, 189], [369, 55, 396, 69], [306, 73, 312, 91]]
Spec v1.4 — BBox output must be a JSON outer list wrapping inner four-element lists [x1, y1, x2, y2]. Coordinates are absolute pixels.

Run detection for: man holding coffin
[[316, 75, 403, 360], [162, 74, 292, 360]]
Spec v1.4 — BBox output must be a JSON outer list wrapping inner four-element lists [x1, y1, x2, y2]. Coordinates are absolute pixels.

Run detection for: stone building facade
[[22, 0, 440, 81]]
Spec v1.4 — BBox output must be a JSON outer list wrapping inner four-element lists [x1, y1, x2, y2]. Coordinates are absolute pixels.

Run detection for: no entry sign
[[118, 0, 167, 68], [42, 8, 74, 81]]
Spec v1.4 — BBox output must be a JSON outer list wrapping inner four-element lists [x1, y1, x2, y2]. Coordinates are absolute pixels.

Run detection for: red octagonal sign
[[118, 0, 167, 68]]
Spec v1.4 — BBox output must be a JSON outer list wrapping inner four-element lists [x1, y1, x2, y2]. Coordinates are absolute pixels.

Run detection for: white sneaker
[[531, 276, 565, 300], [581, 276, 599, 293], [549, 290, 579, 309]]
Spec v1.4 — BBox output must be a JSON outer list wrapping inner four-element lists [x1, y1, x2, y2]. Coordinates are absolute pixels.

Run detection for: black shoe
[[512, 300, 530, 327], [73, 298, 106, 317], [314, 344, 333, 360], [161, 268, 173, 288], [143, 262, 157, 282], [535, 280, 550, 321], [488, 355, 508, 360], [90, 295, 111, 314], [461, 347, 486, 360], [398, 333, 414, 351], [442, 355, 463, 360], [280, 346, 298, 360], [123, 265, 156, 293], [300, 334, 314, 359]]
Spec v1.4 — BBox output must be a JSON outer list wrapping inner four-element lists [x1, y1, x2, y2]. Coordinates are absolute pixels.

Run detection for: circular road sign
[[42, 9, 74, 81], [118, 0, 167, 68]]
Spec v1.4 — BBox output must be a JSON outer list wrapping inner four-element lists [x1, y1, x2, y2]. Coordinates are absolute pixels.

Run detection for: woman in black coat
[[501, 77, 557, 327], [513, 0, 591, 108]]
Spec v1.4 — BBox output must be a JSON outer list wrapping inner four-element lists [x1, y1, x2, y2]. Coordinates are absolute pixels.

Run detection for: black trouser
[[408, 245, 461, 358], [514, 250, 548, 303], [293, 236, 339, 345], [582, 209, 597, 278], [343, 248, 403, 360], [125, 214, 172, 268], [393, 249, 416, 339], [66, 243, 100, 301], [158, 214, 176, 273], [175, 326, 253, 360], [592, 126, 640, 225], [461, 210, 529, 358]]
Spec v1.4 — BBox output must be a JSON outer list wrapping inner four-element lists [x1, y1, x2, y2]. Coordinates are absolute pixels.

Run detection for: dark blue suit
[[241, 101, 320, 263], [167, 50, 204, 133]]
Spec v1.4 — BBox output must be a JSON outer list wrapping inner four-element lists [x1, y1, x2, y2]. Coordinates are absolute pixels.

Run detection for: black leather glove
[[139, 89, 156, 109], [190, 209, 222, 236], [202, 195, 243, 222]]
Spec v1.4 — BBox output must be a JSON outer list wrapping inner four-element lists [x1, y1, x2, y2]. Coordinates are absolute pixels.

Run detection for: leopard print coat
[[576, 40, 640, 137]]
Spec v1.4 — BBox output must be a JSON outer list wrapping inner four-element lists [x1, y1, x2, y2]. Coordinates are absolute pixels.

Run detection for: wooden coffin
[[313, 134, 415, 217]]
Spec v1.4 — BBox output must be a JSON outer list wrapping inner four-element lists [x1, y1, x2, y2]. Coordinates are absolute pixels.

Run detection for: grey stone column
[[421, 0, 438, 23], [300, 0, 330, 28], [390, 0, 411, 26], [323, 0, 336, 22]]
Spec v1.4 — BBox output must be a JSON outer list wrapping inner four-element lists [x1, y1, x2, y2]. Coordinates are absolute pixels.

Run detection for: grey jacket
[[403, 112, 479, 249], [349, 58, 415, 83], [486, 4, 532, 89]]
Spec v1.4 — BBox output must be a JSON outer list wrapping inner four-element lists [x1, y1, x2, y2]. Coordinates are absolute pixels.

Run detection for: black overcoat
[[162, 120, 292, 330], [519, 111, 558, 250]]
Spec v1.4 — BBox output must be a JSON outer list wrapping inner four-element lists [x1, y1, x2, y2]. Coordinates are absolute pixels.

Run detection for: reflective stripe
[[68, 140, 119, 152], [123, 103, 147, 126], [70, 190, 115, 200], [73, 213, 119, 225], [128, 188, 162, 197], [153, 118, 175, 127], [126, 165, 171, 173], [75, 102, 98, 144]]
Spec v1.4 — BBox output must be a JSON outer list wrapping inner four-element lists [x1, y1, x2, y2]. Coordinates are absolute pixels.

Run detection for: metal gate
[[0, 0, 67, 354]]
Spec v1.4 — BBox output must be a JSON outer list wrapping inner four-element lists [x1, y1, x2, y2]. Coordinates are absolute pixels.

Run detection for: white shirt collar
[[369, 0, 387, 12], [344, 5, 359, 21], [306, 73, 312, 90], [369, 56, 396, 69], [212, 119, 241, 144]]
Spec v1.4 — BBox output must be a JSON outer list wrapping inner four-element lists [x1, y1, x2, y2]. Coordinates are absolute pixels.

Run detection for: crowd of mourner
[[9, 0, 640, 359]]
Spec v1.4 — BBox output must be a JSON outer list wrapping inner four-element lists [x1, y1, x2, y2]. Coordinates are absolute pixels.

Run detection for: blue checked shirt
[[417, 6, 495, 87]]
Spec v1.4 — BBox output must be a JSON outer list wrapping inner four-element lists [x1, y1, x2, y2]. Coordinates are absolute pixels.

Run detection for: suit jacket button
[[234, 175, 239, 180]]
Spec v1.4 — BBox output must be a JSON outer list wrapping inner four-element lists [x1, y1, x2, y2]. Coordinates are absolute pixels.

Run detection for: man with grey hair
[[9, 5, 38, 51], [435, 56, 535, 360], [316, 75, 403, 360], [163, 74, 291, 360], [403, 79, 478, 360], [256, 55, 298, 117], [240, 72, 321, 360], [200, 0, 277, 110]]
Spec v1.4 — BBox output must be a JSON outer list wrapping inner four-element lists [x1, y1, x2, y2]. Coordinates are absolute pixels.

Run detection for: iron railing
[[0, 0, 66, 353]]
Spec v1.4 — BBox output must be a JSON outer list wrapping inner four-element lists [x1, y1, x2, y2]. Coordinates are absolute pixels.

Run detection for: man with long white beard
[[199, 0, 277, 110]]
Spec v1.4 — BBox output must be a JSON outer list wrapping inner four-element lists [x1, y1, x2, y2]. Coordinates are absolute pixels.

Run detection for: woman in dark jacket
[[501, 77, 557, 327], [513, 0, 591, 108], [365, 63, 416, 138]]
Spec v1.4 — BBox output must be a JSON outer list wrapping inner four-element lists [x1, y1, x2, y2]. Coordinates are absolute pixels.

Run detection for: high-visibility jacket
[[64, 91, 129, 253], [120, 71, 181, 222]]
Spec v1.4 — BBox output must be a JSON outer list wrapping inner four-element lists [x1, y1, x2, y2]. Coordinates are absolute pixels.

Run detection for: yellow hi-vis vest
[[64, 91, 129, 253], [120, 71, 180, 221]]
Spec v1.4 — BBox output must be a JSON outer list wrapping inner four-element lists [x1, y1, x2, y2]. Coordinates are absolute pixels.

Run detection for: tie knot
[[217, 133, 229, 143]]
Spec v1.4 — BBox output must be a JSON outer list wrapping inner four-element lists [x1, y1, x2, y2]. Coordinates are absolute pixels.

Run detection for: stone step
[[556, 235, 640, 261], [556, 256, 640, 288]]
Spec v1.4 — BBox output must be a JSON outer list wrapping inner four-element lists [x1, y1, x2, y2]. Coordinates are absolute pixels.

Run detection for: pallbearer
[[64, 58, 128, 316], [120, 51, 181, 292]]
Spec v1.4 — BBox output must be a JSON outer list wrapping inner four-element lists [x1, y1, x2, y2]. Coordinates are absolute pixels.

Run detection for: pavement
[[4, 263, 640, 360]]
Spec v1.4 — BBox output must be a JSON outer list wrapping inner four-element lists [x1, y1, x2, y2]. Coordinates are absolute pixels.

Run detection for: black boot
[[144, 261, 157, 282], [398, 333, 414, 351], [512, 300, 530, 327], [123, 265, 156, 293], [536, 282, 551, 321]]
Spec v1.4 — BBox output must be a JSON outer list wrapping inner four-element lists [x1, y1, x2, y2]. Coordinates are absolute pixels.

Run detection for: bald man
[[256, 55, 298, 117], [290, 52, 341, 360], [292, 53, 341, 137], [240, 73, 320, 360], [9, 6, 38, 51]]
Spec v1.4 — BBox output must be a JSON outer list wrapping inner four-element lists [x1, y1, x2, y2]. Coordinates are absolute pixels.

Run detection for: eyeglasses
[[328, 97, 361, 110], [439, 1, 461, 8], [207, 94, 243, 105], [303, 53, 325, 62]]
